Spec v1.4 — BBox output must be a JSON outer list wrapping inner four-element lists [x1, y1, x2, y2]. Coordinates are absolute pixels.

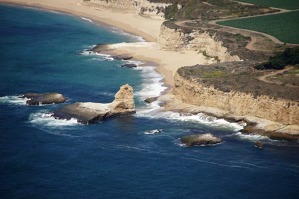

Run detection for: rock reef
[[53, 84, 136, 124], [21, 93, 66, 105], [181, 133, 222, 147]]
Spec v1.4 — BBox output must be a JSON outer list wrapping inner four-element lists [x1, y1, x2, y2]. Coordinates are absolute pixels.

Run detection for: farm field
[[236, 0, 299, 10], [217, 10, 299, 44]]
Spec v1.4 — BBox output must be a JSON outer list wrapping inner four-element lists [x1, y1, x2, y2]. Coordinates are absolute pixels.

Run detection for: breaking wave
[[29, 111, 79, 127], [0, 95, 28, 105]]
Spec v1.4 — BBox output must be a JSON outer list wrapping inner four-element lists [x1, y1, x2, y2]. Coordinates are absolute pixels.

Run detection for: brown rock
[[22, 93, 66, 105], [181, 133, 222, 147]]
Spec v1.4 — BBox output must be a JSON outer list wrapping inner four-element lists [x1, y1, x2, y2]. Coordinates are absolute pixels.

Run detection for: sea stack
[[53, 84, 136, 124]]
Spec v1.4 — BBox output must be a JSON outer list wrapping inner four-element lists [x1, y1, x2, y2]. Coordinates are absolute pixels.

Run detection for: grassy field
[[236, 0, 299, 10], [217, 11, 299, 44]]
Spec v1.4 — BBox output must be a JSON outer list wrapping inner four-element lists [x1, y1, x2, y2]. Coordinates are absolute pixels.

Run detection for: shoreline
[[2, 0, 299, 138], [0, 0, 162, 42]]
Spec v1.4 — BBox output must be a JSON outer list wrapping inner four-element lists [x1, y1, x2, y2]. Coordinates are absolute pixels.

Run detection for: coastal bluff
[[53, 84, 136, 124], [172, 63, 299, 135]]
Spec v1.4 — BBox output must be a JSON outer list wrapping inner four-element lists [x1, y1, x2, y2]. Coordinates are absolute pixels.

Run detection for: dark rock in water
[[53, 84, 136, 124], [21, 93, 66, 105], [181, 133, 222, 147], [53, 103, 109, 124], [254, 141, 264, 149], [144, 97, 158, 104], [91, 44, 110, 53], [121, 64, 137, 68], [112, 55, 133, 60]]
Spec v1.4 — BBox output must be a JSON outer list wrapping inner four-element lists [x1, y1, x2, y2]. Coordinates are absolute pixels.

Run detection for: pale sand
[[0, 0, 163, 42], [107, 42, 210, 88], [0, 0, 209, 90]]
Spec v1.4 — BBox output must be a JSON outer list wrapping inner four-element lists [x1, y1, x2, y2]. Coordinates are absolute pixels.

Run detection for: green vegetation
[[218, 11, 299, 44], [150, 0, 276, 20], [202, 70, 226, 78], [236, 0, 299, 10], [198, 50, 220, 62], [255, 47, 299, 70]]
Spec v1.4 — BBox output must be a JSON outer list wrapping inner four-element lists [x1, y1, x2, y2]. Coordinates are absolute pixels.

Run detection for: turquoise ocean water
[[0, 4, 299, 199]]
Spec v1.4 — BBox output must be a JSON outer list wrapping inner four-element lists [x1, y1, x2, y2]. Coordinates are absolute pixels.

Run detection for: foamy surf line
[[137, 110, 244, 131], [81, 16, 93, 23], [234, 132, 270, 141], [29, 111, 80, 127], [110, 27, 144, 42], [0, 95, 28, 105], [134, 66, 167, 99]]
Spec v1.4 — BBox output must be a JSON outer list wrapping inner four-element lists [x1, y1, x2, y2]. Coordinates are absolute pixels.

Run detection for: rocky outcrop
[[173, 72, 299, 126], [53, 84, 135, 124], [157, 22, 240, 62], [85, 0, 170, 19], [181, 133, 222, 146], [21, 93, 66, 105], [121, 64, 137, 68], [144, 97, 158, 103]]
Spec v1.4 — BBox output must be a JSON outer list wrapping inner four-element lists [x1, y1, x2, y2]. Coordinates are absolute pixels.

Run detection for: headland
[[1, 0, 299, 140]]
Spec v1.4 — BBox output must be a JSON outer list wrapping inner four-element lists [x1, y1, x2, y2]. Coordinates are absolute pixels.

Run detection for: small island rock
[[181, 133, 222, 147], [53, 84, 136, 124], [254, 141, 264, 149], [21, 93, 66, 105]]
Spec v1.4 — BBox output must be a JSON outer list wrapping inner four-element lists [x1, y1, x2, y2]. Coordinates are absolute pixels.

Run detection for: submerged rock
[[144, 97, 158, 104], [53, 84, 136, 124], [111, 55, 133, 60], [91, 44, 110, 53], [181, 133, 222, 147], [21, 93, 66, 105], [121, 64, 137, 68], [254, 141, 264, 149]]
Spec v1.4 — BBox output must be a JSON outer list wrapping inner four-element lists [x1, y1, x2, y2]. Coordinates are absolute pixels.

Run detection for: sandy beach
[[0, 0, 209, 91], [2, 0, 298, 135]]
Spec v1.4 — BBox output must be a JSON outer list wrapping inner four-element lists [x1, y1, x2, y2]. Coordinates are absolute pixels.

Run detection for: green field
[[217, 11, 299, 44], [236, 0, 299, 10]]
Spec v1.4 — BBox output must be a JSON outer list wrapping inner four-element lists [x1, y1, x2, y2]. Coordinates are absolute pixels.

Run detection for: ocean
[[0, 4, 299, 199]]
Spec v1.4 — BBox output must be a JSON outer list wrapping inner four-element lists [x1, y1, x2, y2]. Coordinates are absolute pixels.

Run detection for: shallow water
[[0, 4, 299, 199]]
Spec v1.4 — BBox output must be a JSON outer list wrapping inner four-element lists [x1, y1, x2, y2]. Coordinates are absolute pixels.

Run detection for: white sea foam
[[144, 129, 163, 135], [234, 132, 270, 141], [29, 111, 79, 127], [110, 27, 144, 42], [137, 110, 243, 131], [0, 95, 28, 105], [81, 17, 93, 23], [109, 42, 151, 49], [134, 66, 167, 99], [80, 47, 115, 61]]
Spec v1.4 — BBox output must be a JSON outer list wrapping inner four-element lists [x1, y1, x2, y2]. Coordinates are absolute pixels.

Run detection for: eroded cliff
[[157, 22, 240, 62], [84, 0, 170, 19], [173, 63, 299, 127]]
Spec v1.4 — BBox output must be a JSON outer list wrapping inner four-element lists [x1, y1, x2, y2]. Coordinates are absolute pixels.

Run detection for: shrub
[[255, 47, 299, 70]]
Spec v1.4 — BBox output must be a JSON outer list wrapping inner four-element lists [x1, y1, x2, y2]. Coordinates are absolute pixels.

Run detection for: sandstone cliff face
[[157, 23, 240, 62], [173, 73, 299, 125], [85, 0, 170, 19]]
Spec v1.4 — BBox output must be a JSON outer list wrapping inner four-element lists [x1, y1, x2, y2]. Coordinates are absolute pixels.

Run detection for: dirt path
[[174, 6, 299, 52], [258, 66, 293, 84]]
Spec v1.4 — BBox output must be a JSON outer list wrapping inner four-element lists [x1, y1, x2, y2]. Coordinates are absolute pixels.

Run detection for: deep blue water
[[0, 4, 299, 199]]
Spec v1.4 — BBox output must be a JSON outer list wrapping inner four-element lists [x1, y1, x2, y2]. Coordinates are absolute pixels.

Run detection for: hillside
[[149, 0, 277, 20]]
